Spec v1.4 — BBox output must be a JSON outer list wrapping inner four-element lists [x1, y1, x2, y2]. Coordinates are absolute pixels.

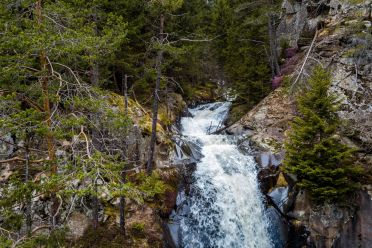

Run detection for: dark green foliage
[[18, 228, 68, 248], [284, 67, 363, 203], [0, 0, 290, 244], [208, 0, 275, 105]]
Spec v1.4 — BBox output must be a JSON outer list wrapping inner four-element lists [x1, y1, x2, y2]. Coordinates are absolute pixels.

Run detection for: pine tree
[[146, 0, 184, 174], [284, 66, 363, 203]]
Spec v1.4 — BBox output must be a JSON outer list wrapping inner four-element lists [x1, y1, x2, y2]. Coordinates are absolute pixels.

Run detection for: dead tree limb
[[290, 30, 319, 92]]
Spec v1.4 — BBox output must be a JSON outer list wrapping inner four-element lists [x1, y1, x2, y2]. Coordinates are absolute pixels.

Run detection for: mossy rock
[[155, 168, 180, 217], [130, 222, 146, 238], [226, 103, 253, 126], [73, 225, 127, 248], [107, 93, 170, 145], [184, 82, 222, 103]]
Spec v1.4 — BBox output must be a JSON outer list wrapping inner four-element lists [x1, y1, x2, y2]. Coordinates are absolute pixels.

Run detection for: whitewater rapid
[[179, 102, 272, 248]]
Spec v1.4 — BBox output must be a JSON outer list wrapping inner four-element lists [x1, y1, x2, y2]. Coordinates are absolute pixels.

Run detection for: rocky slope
[[228, 0, 372, 247]]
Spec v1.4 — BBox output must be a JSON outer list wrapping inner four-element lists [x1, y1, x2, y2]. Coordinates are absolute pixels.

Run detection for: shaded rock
[[285, 47, 298, 58], [286, 189, 372, 248], [272, 75, 284, 88], [158, 168, 181, 218], [67, 212, 90, 240], [288, 190, 312, 220], [256, 152, 284, 168], [0, 134, 14, 160], [266, 206, 290, 247], [333, 190, 372, 247], [269, 187, 289, 212], [258, 167, 279, 194], [0, 163, 13, 182]]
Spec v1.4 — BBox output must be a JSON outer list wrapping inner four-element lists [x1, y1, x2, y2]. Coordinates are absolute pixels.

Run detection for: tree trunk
[[119, 74, 129, 236], [90, 9, 99, 86], [90, 63, 99, 86], [25, 141, 32, 235], [268, 13, 280, 77], [147, 14, 165, 175], [36, 0, 58, 228], [119, 171, 126, 235], [123, 75, 129, 113], [93, 180, 99, 229]]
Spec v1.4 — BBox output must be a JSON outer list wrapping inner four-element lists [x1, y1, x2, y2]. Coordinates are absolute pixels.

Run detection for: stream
[[171, 102, 273, 248]]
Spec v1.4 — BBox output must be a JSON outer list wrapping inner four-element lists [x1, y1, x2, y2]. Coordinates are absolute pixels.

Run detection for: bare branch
[[0, 156, 46, 164], [291, 30, 319, 92]]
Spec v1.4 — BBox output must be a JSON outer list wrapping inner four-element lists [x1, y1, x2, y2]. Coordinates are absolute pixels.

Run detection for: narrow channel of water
[[178, 102, 272, 248]]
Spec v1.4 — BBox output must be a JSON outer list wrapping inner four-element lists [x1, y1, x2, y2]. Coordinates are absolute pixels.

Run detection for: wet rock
[[164, 190, 191, 248], [171, 136, 203, 166], [226, 124, 254, 136], [266, 206, 289, 247], [256, 152, 284, 168], [258, 167, 279, 195], [269, 187, 289, 212], [257, 152, 271, 168]]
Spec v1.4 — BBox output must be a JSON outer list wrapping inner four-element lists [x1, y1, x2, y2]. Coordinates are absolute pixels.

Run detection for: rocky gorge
[[226, 0, 372, 246], [0, 0, 371, 247]]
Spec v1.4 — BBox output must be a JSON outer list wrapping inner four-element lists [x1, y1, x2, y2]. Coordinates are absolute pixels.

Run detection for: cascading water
[[178, 102, 273, 248]]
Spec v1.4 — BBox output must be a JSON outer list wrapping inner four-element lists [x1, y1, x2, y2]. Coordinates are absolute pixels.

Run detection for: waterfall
[[178, 102, 272, 248]]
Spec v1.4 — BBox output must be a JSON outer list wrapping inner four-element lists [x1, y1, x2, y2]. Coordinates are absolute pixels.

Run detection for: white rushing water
[[179, 102, 272, 248]]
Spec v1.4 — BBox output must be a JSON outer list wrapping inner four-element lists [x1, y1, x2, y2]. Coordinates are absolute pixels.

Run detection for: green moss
[[18, 228, 68, 248], [266, 138, 283, 152], [226, 103, 252, 126], [343, 0, 365, 5], [74, 225, 127, 248], [0, 237, 12, 248], [183, 82, 220, 102], [279, 37, 290, 61], [130, 222, 145, 237], [282, 75, 293, 94]]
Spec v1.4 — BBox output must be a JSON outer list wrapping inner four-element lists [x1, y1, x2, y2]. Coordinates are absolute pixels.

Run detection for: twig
[[0, 156, 45, 164], [11, 225, 51, 248], [78, 126, 91, 159]]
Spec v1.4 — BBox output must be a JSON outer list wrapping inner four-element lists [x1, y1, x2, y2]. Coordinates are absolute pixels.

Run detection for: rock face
[[285, 189, 372, 247], [333, 190, 372, 247], [67, 212, 90, 240], [233, 0, 372, 246], [230, 0, 372, 153], [227, 88, 294, 152]]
